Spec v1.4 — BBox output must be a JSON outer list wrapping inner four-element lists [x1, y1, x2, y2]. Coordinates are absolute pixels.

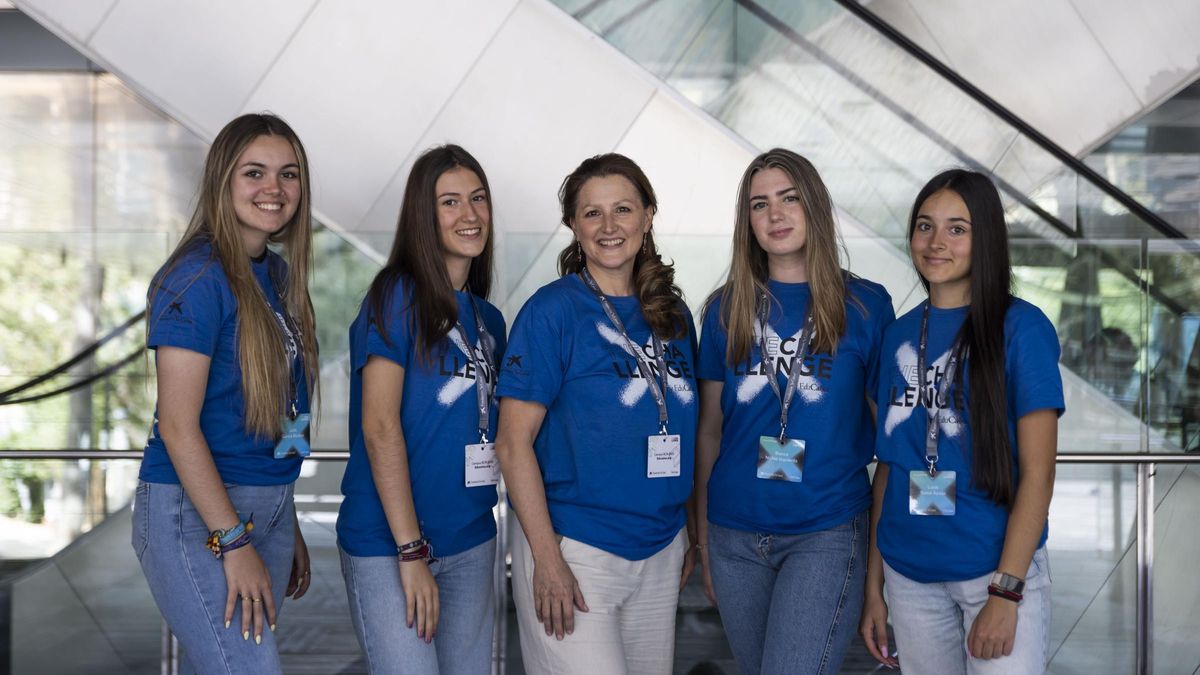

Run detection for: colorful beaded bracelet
[[206, 517, 254, 559]]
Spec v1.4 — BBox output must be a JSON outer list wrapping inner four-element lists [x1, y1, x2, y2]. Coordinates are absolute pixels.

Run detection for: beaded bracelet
[[206, 517, 255, 559]]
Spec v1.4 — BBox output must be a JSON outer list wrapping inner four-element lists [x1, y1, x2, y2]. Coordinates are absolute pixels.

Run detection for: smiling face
[[570, 174, 652, 289], [435, 166, 490, 267], [910, 188, 973, 307], [748, 167, 808, 270], [229, 134, 301, 255]]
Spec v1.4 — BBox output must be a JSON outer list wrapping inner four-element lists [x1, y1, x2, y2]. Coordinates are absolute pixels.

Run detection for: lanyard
[[579, 268, 670, 434], [264, 261, 302, 419], [916, 301, 963, 475], [451, 293, 496, 443], [756, 292, 814, 442]]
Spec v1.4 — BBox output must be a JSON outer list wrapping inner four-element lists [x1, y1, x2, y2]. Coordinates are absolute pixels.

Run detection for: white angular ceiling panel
[[364, 0, 657, 240], [614, 90, 751, 238], [87, 0, 319, 138], [245, 0, 521, 234], [13, 0, 116, 46]]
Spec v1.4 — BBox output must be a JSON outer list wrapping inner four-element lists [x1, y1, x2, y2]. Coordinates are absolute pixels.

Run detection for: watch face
[[991, 572, 1024, 593]]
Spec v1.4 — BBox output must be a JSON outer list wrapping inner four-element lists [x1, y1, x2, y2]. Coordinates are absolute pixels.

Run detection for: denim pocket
[[132, 481, 151, 560], [1028, 547, 1052, 587]]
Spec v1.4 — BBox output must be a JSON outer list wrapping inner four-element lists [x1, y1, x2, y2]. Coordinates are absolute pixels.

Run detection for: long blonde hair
[[150, 113, 319, 440], [710, 148, 848, 364]]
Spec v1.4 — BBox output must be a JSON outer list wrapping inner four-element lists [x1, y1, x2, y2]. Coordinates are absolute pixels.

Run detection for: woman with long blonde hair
[[695, 148, 893, 674], [134, 113, 319, 674]]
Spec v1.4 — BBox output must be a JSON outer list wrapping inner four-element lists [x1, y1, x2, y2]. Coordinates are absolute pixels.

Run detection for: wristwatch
[[989, 571, 1025, 595]]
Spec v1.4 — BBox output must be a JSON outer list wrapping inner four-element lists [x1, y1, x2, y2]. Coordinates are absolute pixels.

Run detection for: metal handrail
[[832, 0, 1187, 240]]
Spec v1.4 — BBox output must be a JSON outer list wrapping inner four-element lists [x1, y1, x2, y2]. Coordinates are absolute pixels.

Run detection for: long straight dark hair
[[908, 169, 1014, 507], [365, 144, 494, 362]]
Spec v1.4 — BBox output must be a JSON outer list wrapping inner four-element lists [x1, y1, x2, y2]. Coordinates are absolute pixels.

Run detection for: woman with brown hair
[[496, 153, 698, 674]]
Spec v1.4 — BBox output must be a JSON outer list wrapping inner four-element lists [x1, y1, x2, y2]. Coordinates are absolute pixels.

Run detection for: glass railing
[[555, 0, 1184, 238]]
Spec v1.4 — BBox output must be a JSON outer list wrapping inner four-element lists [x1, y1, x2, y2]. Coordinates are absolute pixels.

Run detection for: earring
[[642, 233, 650, 255], [576, 240, 582, 259]]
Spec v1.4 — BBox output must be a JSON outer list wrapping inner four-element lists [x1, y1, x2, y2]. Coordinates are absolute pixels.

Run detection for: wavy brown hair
[[365, 144, 494, 363], [709, 148, 849, 364], [556, 153, 687, 340], [149, 113, 319, 440]]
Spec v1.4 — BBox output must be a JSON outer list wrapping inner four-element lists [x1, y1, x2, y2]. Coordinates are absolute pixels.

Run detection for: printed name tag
[[274, 413, 311, 459], [757, 436, 805, 482], [465, 443, 500, 487], [647, 434, 681, 478], [909, 470, 956, 516]]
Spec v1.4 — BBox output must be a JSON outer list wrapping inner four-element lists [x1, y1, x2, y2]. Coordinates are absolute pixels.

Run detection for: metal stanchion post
[[1135, 462, 1154, 675]]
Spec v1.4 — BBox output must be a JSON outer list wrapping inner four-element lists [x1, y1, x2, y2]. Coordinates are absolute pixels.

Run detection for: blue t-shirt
[[496, 275, 698, 561], [337, 279, 507, 558], [697, 277, 893, 534], [141, 241, 307, 486], [874, 297, 1065, 583]]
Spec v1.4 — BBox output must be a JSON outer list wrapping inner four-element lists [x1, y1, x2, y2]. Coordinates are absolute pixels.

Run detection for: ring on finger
[[249, 597, 262, 603]]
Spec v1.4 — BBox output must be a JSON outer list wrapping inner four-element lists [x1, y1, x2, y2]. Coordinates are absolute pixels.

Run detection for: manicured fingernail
[[224, 620, 230, 629], [255, 634, 262, 645], [270, 624, 276, 632], [243, 631, 249, 641]]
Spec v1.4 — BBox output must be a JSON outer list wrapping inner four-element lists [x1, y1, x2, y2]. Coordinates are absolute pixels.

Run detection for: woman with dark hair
[[861, 169, 1062, 673], [694, 148, 893, 674], [135, 113, 319, 673], [336, 144, 506, 673], [495, 153, 697, 674]]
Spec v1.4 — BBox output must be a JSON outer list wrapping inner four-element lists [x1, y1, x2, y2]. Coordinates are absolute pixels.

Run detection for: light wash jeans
[[132, 481, 296, 675], [706, 511, 868, 675], [511, 526, 687, 675], [339, 538, 496, 674], [882, 547, 1052, 675]]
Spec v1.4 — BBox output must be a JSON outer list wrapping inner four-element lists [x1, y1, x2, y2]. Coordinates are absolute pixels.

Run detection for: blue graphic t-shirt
[[874, 297, 1065, 583], [697, 277, 893, 534], [337, 279, 507, 558], [141, 241, 307, 486], [496, 274, 698, 561]]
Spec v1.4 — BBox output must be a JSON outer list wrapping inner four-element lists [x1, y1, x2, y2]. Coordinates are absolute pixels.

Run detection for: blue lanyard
[[756, 292, 814, 442], [450, 293, 496, 443]]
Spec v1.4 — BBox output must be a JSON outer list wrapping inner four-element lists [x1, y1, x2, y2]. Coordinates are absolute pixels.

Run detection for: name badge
[[274, 413, 310, 459], [465, 443, 500, 487], [647, 434, 681, 478], [909, 470, 956, 516], [757, 436, 804, 482]]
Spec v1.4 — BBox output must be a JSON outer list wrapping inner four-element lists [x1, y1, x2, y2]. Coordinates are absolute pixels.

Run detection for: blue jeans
[[882, 547, 1052, 675], [339, 538, 496, 674], [706, 511, 867, 675], [132, 481, 296, 675]]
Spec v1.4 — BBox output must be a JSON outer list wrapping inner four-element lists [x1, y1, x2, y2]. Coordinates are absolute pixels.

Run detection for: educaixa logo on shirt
[[597, 323, 694, 408], [734, 321, 833, 404], [436, 330, 496, 407], [883, 342, 965, 437]]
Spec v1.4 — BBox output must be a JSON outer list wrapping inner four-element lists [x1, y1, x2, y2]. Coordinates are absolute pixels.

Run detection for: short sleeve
[[861, 284, 896, 396], [483, 303, 507, 367], [496, 292, 567, 407], [365, 283, 413, 369], [146, 261, 226, 357], [696, 297, 727, 382], [1008, 306, 1066, 419]]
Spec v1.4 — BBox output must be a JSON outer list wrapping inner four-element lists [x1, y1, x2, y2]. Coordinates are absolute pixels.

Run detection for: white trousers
[[511, 525, 687, 675]]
